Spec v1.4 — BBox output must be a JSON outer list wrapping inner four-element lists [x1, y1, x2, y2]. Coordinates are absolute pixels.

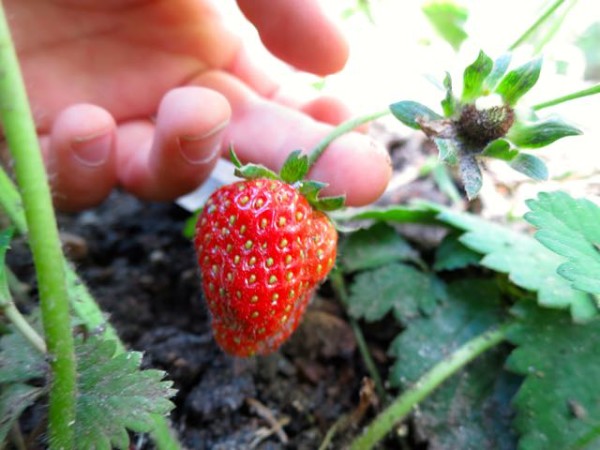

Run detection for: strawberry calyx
[[228, 146, 345, 212]]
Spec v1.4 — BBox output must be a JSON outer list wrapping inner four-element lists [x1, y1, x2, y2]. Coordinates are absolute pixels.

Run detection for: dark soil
[[49, 192, 395, 450]]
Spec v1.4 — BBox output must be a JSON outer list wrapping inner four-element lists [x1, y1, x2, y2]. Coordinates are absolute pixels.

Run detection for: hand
[[6, 0, 392, 211]]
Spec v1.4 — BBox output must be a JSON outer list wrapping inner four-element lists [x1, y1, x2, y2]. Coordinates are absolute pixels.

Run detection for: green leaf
[[507, 116, 582, 148], [508, 153, 548, 180], [415, 349, 519, 450], [0, 323, 47, 384], [388, 280, 517, 449], [339, 223, 419, 273], [506, 303, 600, 450], [0, 228, 13, 304], [434, 232, 481, 271], [484, 53, 512, 92], [389, 278, 505, 387], [279, 150, 309, 183], [422, 0, 469, 52], [0, 383, 45, 443], [389, 101, 443, 130], [346, 263, 437, 324], [335, 204, 439, 224], [462, 50, 494, 102], [458, 153, 483, 199], [495, 58, 543, 106], [425, 202, 598, 321], [525, 191, 600, 294], [441, 72, 457, 117], [433, 138, 459, 164], [75, 336, 176, 450], [481, 138, 519, 161]]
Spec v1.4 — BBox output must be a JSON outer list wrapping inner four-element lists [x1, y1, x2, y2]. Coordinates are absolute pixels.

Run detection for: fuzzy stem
[[350, 322, 513, 450], [330, 269, 387, 403], [532, 83, 600, 110], [307, 109, 391, 168], [0, 5, 76, 448], [508, 0, 566, 51], [0, 167, 182, 450]]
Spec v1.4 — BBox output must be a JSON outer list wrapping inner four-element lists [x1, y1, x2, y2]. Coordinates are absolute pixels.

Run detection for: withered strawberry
[[194, 150, 342, 357]]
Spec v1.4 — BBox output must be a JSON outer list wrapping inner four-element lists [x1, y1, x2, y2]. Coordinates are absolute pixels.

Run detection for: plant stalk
[[0, 5, 77, 448], [0, 167, 181, 450], [532, 83, 600, 111], [508, 0, 566, 51], [307, 109, 391, 168], [350, 322, 513, 450]]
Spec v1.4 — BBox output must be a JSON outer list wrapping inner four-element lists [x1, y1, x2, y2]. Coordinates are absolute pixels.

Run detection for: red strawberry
[[195, 177, 338, 357]]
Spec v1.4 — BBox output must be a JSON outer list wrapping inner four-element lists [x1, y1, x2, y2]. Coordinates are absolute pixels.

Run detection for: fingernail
[[178, 121, 227, 164], [71, 131, 112, 167]]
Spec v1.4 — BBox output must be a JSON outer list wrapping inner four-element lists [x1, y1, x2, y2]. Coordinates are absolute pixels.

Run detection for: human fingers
[[117, 87, 231, 201], [236, 0, 348, 76], [43, 104, 118, 212], [193, 71, 391, 206]]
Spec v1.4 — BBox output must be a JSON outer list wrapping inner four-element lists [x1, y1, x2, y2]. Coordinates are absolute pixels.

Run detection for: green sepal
[[506, 116, 582, 148], [495, 57, 543, 106], [228, 145, 280, 180], [441, 72, 457, 117], [462, 50, 494, 102], [508, 153, 548, 180], [433, 137, 459, 164], [279, 149, 309, 183], [390, 100, 443, 130], [484, 53, 512, 92], [298, 180, 345, 212], [234, 164, 280, 181], [482, 138, 519, 160], [313, 195, 346, 212]]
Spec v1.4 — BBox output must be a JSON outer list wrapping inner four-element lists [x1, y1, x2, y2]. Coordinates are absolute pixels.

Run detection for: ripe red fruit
[[195, 178, 337, 357]]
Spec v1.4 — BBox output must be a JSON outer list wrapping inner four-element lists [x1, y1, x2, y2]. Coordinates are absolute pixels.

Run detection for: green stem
[[508, 0, 566, 51], [0, 5, 76, 448], [330, 269, 387, 403], [0, 167, 182, 450], [2, 301, 47, 354], [532, 0, 578, 55], [350, 322, 513, 450], [532, 83, 600, 111], [307, 109, 391, 168]]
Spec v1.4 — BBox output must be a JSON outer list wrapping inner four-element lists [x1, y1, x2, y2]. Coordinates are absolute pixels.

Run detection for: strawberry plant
[[0, 5, 178, 449], [1, 0, 599, 448]]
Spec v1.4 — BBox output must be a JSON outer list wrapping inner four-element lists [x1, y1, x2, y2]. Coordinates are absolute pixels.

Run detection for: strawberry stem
[[307, 109, 391, 168], [508, 0, 566, 51], [532, 83, 600, 111], [350, 322, 514, 449]]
